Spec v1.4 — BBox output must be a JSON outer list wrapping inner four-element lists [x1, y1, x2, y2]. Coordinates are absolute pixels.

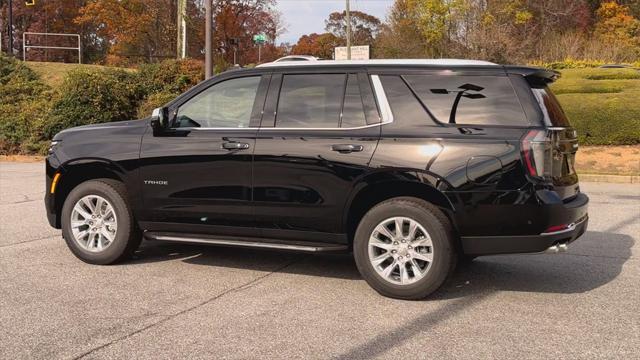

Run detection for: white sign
[[334, 45, 370, 60]]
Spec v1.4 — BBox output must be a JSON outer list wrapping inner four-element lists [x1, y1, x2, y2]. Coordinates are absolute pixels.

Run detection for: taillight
[[521, 130, 552, 178]]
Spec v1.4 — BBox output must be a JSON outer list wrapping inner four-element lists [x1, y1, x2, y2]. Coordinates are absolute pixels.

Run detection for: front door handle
[[222, 142, 250, 150], [331, 144, 364, 153]]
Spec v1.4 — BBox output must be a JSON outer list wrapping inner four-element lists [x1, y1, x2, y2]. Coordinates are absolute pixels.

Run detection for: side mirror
[[150, 107, 168, 133]]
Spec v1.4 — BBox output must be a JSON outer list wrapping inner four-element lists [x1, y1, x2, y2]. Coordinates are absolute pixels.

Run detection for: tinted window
[[404, 75, 529, 126], [176, 76, 260, 128], [341, 74, 367, 128], [276, 74, 345, 128], [380, 75, 432, 125], [532, 86, 571, 127]]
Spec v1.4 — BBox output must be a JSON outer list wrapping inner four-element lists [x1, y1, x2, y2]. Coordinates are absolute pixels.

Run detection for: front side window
[[276, 74, 345, 128], [404, 75, 529, 126], [175, 76, 261, 128]]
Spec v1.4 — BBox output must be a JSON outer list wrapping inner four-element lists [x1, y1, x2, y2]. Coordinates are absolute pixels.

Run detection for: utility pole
[[205, 0, 212, 79], [177, 0, 187, 58], [7, 0, 13, 57], [345, 0, 351, 60]]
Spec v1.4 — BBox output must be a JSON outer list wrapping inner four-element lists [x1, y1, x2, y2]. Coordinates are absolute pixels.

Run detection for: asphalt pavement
[[1, 161, 638, 359]]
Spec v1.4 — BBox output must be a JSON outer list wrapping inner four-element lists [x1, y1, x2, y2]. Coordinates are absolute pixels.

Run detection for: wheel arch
[[52, 158, 128, 228], [343, 174, 458, 247]]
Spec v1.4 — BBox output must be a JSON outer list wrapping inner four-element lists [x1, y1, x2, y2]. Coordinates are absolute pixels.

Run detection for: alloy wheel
[[70, 195, 118, 252], [368, 216, 434, 285]]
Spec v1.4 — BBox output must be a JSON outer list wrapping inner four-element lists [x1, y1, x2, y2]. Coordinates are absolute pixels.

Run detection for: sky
[[275, 0, 395, 44]]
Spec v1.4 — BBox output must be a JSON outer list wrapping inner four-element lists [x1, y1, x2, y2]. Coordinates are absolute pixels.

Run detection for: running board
[[144, 232, 348, 253]]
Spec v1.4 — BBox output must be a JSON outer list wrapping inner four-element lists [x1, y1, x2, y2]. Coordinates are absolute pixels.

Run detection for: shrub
[[583, 69, 640, 80], [0, 55, 52, 154], [136, 91, 179, 119], [44, 68, 142, 139], [137, 58, 204, 95]]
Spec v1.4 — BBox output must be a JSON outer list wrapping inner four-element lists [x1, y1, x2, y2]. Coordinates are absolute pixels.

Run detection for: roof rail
[[257, 58, 498, 68]]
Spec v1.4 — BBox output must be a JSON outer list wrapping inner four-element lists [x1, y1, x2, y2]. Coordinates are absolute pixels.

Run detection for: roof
[[257, 59, 498, 68]]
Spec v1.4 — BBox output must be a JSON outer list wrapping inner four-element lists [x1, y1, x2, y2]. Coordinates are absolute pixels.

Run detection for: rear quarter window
[[531, 86, 571, 127], [404, 75, 530, 126]]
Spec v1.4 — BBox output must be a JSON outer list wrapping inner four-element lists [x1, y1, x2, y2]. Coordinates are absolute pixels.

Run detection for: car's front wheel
[[61, 179, 141, 264], [353, 197, 455, 300]]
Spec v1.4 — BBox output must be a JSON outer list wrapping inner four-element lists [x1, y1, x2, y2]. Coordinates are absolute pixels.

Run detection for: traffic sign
[[253, 34, 267, 44]]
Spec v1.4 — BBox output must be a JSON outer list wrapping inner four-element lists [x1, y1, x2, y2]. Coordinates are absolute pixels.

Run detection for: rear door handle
[[222, 142, 250, 150], [331, 144, 363, 153]]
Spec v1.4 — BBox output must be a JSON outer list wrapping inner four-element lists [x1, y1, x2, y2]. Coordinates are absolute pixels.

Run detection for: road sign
[[335, 45, 369, 60], [253, 34, 267, 44]]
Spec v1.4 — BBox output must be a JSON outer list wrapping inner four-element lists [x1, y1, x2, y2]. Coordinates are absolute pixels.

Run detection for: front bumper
[[44, 157, 62, 229], [461, 192, 589, 255]]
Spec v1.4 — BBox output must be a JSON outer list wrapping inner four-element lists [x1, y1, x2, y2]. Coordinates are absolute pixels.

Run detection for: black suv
[[45, 59, 588, 299]]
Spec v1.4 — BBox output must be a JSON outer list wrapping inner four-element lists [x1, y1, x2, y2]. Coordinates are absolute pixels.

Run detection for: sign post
[[253, 34, 267, 63]]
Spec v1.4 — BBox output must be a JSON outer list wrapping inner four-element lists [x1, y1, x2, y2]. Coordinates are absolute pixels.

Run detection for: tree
[[374, 0, 426, 58], [0, 0, 103, 63], [75, 0, 178, 65], [325, 10, 382, 46], [595, 1, 640, 45], [291, 32, 339, 59], [594, 0, 640, 60], [209, 0, 285, 65]]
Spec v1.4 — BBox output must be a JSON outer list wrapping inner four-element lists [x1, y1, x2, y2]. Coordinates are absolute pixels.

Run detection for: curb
[[580, 174, 639, 184]]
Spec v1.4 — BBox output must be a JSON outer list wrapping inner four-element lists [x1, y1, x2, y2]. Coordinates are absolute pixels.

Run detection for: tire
[[61, 179, 141, 265], [353, 197, 455, 300]]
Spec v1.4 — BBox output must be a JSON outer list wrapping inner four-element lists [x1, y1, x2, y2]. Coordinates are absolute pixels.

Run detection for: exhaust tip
[[545, 243, 568, 254]]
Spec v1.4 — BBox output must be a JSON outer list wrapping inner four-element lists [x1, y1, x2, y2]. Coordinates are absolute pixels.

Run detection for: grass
[[552, 68, 640, 145], [575, 145, 640, 175], [26, 61, 132, 87]]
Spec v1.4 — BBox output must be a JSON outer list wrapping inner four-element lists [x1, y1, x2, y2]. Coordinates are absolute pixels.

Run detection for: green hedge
[[0, 56, 52, 154], [44, 68, 143, 139], [529, 58, 640, 70], [0, 55, 204, 155], [553, 68, 640, 145]]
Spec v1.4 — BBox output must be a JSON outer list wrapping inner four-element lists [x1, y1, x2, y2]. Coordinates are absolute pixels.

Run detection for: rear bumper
[[461, 192, 589, 255]]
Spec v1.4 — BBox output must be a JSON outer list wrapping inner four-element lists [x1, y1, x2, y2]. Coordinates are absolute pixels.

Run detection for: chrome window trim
[[370, 75, 394, 125], [171, 74, 394, 131]]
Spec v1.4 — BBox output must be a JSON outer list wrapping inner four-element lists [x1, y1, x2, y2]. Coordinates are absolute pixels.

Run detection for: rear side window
[[379, 75, 432, 125], [531, 86, 571, 127], [276, 74, 345, 128], [404, 75, 529, 126]]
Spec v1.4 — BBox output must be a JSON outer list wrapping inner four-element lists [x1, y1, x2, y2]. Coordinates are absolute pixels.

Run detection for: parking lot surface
[[1, 161, 638, 359]]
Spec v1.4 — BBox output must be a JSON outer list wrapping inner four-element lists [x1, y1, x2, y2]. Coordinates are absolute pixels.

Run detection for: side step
[[144, 232, 348, 253]]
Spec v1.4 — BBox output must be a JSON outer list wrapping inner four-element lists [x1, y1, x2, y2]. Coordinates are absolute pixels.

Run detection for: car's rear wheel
[[353, 197, 455, 300], [61, 179, 141, 264]]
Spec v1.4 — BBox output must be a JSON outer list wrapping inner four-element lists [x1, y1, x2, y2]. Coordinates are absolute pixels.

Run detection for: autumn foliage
[[1, 0, 284, 67]]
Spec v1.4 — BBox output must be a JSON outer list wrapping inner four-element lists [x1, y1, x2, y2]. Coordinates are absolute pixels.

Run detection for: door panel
[[138, 129, 256, 233], [252, 127, 379, 239], [137, 74, 268, 236], [251, 72, 381, 241]]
